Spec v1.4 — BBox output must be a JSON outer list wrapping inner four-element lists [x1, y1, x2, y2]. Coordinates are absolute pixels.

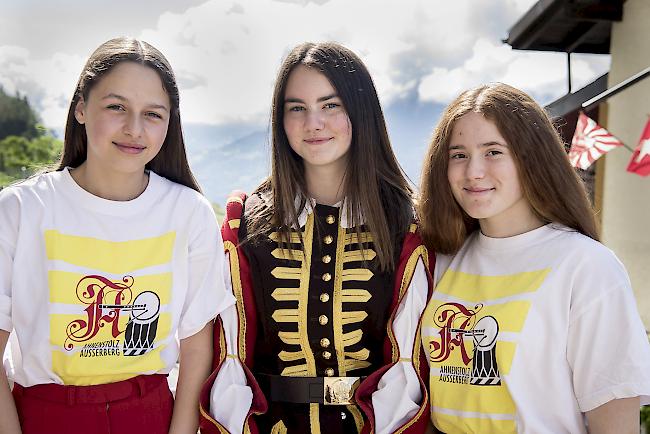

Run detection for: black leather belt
[[258, 374, 361, 405]]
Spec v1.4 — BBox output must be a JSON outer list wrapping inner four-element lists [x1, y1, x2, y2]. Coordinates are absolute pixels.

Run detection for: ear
[[74, 97, 86, 125]]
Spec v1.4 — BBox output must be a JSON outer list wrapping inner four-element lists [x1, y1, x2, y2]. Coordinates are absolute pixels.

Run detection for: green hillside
[[0, 87, 62, 187]]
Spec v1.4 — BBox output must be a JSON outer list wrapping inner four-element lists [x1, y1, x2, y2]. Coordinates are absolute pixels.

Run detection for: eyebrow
[[102, 93, 169, 112], [284, 93, 339, 104], [449, 141, 507, 150]]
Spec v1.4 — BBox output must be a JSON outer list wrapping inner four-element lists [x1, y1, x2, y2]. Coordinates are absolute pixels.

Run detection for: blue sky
[[0, 0, 611, 203]]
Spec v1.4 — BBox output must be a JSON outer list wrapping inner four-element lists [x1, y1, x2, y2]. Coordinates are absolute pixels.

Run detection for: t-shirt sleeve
[[567, 250, 650, 411], [177, 197, 235, 340], [0, 189, 20, 332]]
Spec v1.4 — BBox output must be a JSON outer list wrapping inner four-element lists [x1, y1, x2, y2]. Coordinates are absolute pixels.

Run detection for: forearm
[[0, 331, 21, 434], [585, 397, 640, 434], [169, 323, 214, 434]]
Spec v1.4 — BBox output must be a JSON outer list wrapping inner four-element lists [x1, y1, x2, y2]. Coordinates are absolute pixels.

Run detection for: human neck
[[479, 212, 545, 238], [305, 165, 346, 206], [70, 163, 149, 201]]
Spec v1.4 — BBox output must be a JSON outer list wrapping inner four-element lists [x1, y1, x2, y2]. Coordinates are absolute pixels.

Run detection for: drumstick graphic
[[98, 304, 146, 310], [450, 328, 485, 335], [100, 292, 160, 321]]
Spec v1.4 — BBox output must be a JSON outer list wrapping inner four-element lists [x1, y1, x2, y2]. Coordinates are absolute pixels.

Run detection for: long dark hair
[[58, 37, 200, 192], [418, 83, 599, 254], [248, 42, 413, 272]]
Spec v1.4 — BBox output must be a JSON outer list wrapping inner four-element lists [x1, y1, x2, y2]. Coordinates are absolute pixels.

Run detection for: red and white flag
[[568, 112, 624, 170], [626, 119, 650, 177]]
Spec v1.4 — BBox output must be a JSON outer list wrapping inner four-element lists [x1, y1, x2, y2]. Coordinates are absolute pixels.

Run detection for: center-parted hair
[[58, 37, 200, 192], [247, 41, 414, 272], [418, 83, 598, 255]]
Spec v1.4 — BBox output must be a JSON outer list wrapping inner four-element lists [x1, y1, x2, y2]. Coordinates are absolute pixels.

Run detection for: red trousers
[[12, 374, 173, 434]]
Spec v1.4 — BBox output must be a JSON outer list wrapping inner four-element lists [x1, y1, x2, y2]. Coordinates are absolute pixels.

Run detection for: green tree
[[0, 87, 63, 188], [0, 135, 62, 187], [0, 86, 40, 140]]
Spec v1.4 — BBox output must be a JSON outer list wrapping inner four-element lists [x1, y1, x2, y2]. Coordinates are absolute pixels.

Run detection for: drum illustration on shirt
[[469, 316, 501, 385], [120, 291, 161, 356], [450, 315, 501, 386]]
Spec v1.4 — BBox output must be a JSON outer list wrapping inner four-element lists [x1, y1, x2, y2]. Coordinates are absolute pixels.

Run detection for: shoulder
[[150, 173, 216, 228], [0, 171, 59, 205], [538, 227, 632, 309], [546, 225, 623, 270], [243, 189, 271, 215], [152, 172, 209, 208], [396, 221, 431, 267], [399, 220, 424, 248], [0, 172, 61, 238]]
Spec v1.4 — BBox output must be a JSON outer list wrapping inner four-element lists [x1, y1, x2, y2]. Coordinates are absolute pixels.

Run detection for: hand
[[0, 330, 22, 434]]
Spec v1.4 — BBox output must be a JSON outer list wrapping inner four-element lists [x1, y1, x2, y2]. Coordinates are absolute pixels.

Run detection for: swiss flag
[[568, 112, 624, 170], [626, 119, 650, 177]]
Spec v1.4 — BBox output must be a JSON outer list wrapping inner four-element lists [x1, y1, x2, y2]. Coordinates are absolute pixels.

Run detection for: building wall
[[603, 0, 650, 330]]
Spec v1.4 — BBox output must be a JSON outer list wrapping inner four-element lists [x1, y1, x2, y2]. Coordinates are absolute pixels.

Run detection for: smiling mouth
[[464, 187, 495, 194], [114, 142, 146, 154], [304, 137, 332, 145]]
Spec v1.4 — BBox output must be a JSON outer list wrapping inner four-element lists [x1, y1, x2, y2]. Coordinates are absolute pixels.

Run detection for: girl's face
[[283, 65, 352, 176], [447, 112, 540, 238], [74, 61, 170, 177]]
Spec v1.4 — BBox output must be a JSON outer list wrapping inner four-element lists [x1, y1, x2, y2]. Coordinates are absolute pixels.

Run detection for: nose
[[466, 155, 485, 179], [123, 112, 143, 138], [304, 109, 324, 131]]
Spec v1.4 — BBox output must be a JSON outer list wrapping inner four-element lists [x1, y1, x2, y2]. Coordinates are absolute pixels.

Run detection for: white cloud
[[418, 38, 610, 106], [0, 0, 610, 128], [137, 0, 544, 124], [272, 0, 332, 5], [0, 46, 86, 128]]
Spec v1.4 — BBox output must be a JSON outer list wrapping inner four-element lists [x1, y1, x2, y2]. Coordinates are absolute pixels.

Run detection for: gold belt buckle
[[323, 376, 360, 405]]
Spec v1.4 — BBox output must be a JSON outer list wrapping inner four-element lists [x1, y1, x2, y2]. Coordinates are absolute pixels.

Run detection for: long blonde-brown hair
[[247, 42, 414, 272], [418, 83, 599, 254]]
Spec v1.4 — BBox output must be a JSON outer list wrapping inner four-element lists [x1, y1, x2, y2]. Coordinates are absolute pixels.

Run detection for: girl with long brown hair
[[418, 83, 650, 433], [199, 42, 432, 433], [0, 37, 233, 434]]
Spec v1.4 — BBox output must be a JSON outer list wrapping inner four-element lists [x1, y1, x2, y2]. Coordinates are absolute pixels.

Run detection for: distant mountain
[[185, 124, 270, 205]]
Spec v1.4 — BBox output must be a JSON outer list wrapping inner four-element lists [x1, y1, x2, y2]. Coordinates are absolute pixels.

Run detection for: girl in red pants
[[0, 37, 234, 434]]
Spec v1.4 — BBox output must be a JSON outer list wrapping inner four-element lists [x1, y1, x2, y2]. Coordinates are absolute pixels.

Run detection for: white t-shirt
[[0, 168, 234, 386], [421, 224, 650, 434]]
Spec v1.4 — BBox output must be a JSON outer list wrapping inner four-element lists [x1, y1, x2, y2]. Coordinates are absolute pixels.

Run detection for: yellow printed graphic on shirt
[[422, 268, 549, 434], [46, 230, 176, 385]]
